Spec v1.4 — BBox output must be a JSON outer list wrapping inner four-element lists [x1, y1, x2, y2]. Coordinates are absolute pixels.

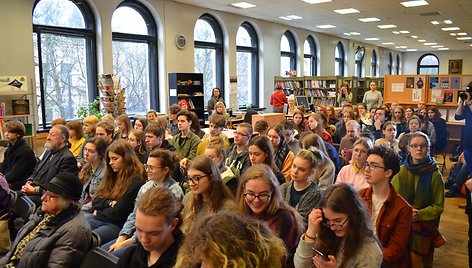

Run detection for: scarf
[[274, 143, 289, 172], [403, 155, 438, 209]]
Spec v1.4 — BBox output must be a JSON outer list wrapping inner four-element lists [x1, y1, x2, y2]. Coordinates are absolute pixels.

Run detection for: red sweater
[[270, 90, 288, 109]]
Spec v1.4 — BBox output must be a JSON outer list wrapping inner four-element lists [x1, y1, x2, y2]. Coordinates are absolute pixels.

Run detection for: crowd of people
[[0, 83, 469, 267]]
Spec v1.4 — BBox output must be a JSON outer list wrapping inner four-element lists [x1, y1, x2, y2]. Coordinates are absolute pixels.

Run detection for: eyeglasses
[[244, 192, 272, 202], [188, 175, 208, 185], [321, 216, 349, 230], [363, 162, 385, 170], [409, 144, 428, 150], [144, 164, 163, 172], [233, 131, 248, 137]]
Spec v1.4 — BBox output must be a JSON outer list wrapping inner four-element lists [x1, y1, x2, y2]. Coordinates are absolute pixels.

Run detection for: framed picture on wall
[[449, 59, 462, 74]]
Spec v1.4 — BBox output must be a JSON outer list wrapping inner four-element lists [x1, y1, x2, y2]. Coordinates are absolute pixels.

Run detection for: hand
[[465, 178, 472, 192], [108, 238, 132, 252], [110, 200, 117, 207], [374, 119, 382, 130], [93, 210, 97, 217], [180, 158, 190, 169], [313, 254, 337, 268], [412, 208, 419, 221], [21, 181, 35, 194], [306, 209, 323, 240]]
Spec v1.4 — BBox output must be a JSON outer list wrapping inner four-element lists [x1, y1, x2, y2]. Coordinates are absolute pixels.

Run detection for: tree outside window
[[236, 22, 259, 107]]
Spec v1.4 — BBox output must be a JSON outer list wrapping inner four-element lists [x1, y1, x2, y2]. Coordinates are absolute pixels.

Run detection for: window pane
[[281, 35, 291, 52], [237, 51, 252, 106], [112, 7, 148, 35], [236, 27, 251, 47], [304, 40, 312, 55], [335, 46, 340, 58], [304, 57, 312, 76], [335, 61, 341, 76], [33, 0, 85, 29], [419, 67, 439, 75], [113, 41, 150, 115], [194, 19, 216, 42], [38, 33, 89, 122], [33, 33, 43, 125], [281, 56, 291, 76], [420, 55, 439, 65], [195, 48, 216, 104]]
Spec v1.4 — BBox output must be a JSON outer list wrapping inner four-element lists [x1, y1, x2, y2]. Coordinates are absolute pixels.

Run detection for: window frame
[[335, 41, 345, 76], [371, 49, 377, 77], [304, 35, 317, 76], [281, 30, 297, 74], [417, 53, 440, 75], [396, 54, 401, 75], [388, 52, 393, 75], [236, 21, 259, 107], [33, 0, 97, 130], [112, 0, 159, 113]]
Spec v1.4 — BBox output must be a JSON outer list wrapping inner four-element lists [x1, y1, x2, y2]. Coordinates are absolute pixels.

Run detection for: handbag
[[0, 213, 11, 253]]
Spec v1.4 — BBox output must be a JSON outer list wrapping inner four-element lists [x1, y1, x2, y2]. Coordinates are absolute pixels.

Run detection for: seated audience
[[287, 94, 296, 116], [268, 125, 295, 181], [178, 99, 189, 110], [359, 146, 412, 267], [333, 110, 354, 144], [339, 119, 361, 156], [392, 106, 407, 137], [365, 107, 388, 140], [133, 117, 148, 132], [0, 172, 92, 268], [155, 115, 172, 139], [0, 173, 9, 216], [116, 187, 183, 268], [326, 105, 338, 126], [189, 111, 205, 139], [86, 140, 145, 245], [0, 121, 36, 191], [392, 132, 445, 267], [171, 110, 201, 168], [175, 212, 287, 268], [66, 120, 85, 158], [427, 107, 447, 153], [181, 155, 234, 234], [196, 114, 230, 155], [248, 136, 285, 185], [213, 101, 229, 122], [445, 153, 469, 198], [115, 114, 132, 140], [236, 164, 304, 267], [101, 114, 116, 127], [375, 121, 400, 153], [282, 120, 301, 154], [307, 113, 333, 144], [79, 137, 107, 212], [204, 143, 238, 195], [254, 119, 269, 137], [337, 82, 353, 105], [82, 115, 100, 138], [280, 149, 323, 224], [207, 87, 224, 115], [95, 121, 115, 145], [226, 122, 253, 177], [294, 184, 383, 268], [168, 104, 181, 136], [397, 115, 425, 142], [146, 109, 158, 122], [145, 122, 175, 152], [404, 106, 415, 121], [21, 125, 78, 206], [357, 103, 372, 128], [51, 117, 66, 126], [127, 130, 148, 164], [300, 133, 336, 190], [292, 111, 308, 135], [336, 137, 373, 190]]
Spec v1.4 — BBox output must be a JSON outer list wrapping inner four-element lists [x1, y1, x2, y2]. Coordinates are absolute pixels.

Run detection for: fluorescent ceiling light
[[395, 46, 401, 48], [359, 17, 380, 22], [334, 8, 360, 14], [411, 35, 418, 38], [378, 24, 397, 29], [457, 32, 467, 36], [457, 37, 472, 40], [438, 48, 449, 50], [230, 2, 256, 8], [399, 46, 408, 48], [442, 27, 460, 31], [399, 30, 410, 34], [302, 0, 332, 4], [343, 33, 351, 36], [431, 45, 443, 48], [424, 42, 437, 45], [406, 49, 418, 51], [279, 16, 292, 21], [286, 15, 303, 19], [450, 33, 457, 36], [431, 21, 439, 25], [365, 37, 380, 41], [400, 1, 429, 8], [350, 32, 360, 35], [392, 31, 400, 34], [418, 39, 426, 42], [316, 24, 336, 29], [382, 42, 395, 45], [444, 20, 453, 24]]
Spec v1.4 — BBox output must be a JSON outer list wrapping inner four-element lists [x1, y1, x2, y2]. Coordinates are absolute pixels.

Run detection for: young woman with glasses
[[294, 183, 382, 268], [236, 164, 304, 267], [392, 132, 445, 267], [181, 155, 234, 234]]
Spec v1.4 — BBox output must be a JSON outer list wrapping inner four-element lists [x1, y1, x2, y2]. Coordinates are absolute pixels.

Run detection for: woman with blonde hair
[[236, 164, 304, 267], [175, 212, 287, 268], [83, 115, 100, 138], [86, 140, 145, 245], [181, 155, 234, 234], [300, 133, 336, 190], [213, 101, 229, 122]]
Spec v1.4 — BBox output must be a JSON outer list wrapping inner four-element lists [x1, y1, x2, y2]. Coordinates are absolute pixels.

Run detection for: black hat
[[41, 172, 82, 201]]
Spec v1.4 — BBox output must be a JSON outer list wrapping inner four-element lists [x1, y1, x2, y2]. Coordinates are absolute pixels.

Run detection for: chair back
[[6, 190, 18, 213], [80, 247, 119, 268], [11, 195, 36, 222]]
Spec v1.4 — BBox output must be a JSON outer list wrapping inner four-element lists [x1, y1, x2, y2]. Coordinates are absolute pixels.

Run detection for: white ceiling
[[173, 0, 472, 52]]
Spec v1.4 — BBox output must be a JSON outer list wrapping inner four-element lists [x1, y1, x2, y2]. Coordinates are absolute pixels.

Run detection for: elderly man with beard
[[21, 125, 78, 207]]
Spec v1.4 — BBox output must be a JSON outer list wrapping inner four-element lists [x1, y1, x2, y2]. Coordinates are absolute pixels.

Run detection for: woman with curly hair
[[175, 212, 287, 268], [181, 155, 234, 234]]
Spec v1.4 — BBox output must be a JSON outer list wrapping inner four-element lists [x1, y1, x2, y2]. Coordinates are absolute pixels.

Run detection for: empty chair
[[80, 247, 119, 268], [11, 195, 35, 222]]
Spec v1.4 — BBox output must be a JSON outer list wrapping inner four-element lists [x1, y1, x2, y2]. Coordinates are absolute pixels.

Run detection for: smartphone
[[312, 248, 329, 261]]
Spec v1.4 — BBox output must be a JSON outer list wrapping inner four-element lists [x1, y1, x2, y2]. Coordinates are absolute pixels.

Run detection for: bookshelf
[[168, 73, 204, 121], [303, 76, 337, 107], [0, 92, 35, 149], [274, 76, 304, 97]]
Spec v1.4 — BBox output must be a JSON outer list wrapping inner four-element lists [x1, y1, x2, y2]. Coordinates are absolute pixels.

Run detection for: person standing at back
[[270, 84, 288, 113], [363, 81, 383, 110]]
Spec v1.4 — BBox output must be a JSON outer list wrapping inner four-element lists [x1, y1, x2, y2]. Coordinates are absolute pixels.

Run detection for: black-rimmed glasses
[[321, 217, 349, 230], [188, 175, 208, 185], [244, 192, 272, 202]]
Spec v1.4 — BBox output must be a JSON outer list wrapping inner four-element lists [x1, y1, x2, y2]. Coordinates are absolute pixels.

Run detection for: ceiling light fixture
[[457, 37, 472, 40], [418, 40, 426, 42], [438, 48, 449, 50], [431, 45, 443, 48], [359, 17, 380, 22], [302, 0, 332, 4], [406, 49, 418, 51], [399, 46, 408, 48], [392, 31, 400, 34], [400, 1, 429, 8], [334, 8, 360, 14], [279, 16, 292, 21], [382, 42, 395, 45], [378, 24, 397, 29], [457, 32, 467, 36], [444, 20, 453, 24], [230, 2, 256, 8], [286, 15, 303, 19], [399, 30, 410, 34], [450, 33, 457, 36], [316, 24, 336, 29], [411, 35, 418, 38], [365, 37, 380, 41], [442, 27, 460, 31], [350, 32, 361, 35], [343, 33, 351, 36], [424, 42, 437, 45], [431, 21, 439, 25]]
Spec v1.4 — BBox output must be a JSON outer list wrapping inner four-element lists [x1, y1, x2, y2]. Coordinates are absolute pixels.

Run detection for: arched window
[[388, 52, 393, 75], [396, 54, 401, 75], [304, 36, 317, 76], [280, 31, 296, 75], [112, 1, 158, 115], [33, 0, 96, 129], [355, 48, 364, 77], [417, 53, 439, 74], [236, 22, 259, 107], [194, 14, 224, 104], [335, 42, 345, 76], [371, 50, 378, 77]]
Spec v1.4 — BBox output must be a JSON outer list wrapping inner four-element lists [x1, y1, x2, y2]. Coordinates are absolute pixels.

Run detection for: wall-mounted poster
[[415, 76, 425, 89], [444, 90, 454, 103], [449, 59, 462, 74], [406, 77, 415, 88], [0, 76, 28, 93], [440, 77, 450, 89], [429, 76, 439, 89], [451, 77, 461, 89]]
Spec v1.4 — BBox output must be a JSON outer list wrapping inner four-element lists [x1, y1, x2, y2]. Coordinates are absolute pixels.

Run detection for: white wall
[[402, 51, 472, 75], [0, 0, 403, 114]]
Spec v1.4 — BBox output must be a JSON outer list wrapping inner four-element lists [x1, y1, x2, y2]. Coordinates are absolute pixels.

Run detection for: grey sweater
[[280, 181, 323, 225]]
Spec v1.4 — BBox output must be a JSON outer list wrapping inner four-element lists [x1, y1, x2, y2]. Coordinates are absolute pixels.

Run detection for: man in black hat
[[0, 172, 92, 268]]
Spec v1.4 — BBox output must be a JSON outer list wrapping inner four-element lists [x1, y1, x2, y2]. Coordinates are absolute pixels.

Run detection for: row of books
[[291, 88, 337, 97], [276, 80, 303, 89]]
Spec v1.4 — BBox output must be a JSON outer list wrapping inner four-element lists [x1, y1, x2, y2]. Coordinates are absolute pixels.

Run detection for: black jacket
[[0, 138, 36, 190], [31, 146, 78, 187]]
